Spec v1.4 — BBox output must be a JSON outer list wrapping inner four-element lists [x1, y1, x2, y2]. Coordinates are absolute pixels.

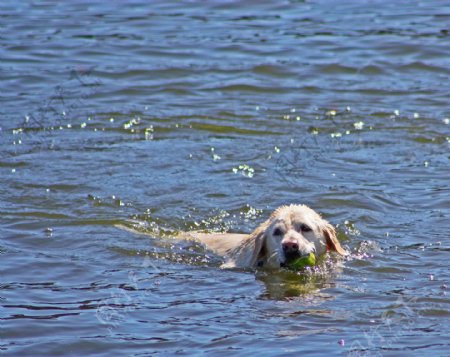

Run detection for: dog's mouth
[[280, 250, 316, 268], [280, 251, 302, 267], [285, 250, 301, 262]]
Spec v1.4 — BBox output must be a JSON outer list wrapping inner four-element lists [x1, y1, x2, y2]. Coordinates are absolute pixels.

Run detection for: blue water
[[1, 1, 449, 356]]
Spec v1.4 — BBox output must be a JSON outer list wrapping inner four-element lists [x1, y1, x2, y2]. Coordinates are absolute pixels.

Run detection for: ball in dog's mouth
[[286, 252, 316, 270]]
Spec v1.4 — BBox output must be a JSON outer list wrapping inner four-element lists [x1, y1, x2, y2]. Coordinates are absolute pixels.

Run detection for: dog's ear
[[323, 224, 347, 255], [222, 223, 266, 269]]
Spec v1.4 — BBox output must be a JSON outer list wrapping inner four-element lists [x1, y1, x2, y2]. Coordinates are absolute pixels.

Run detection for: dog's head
[[229, 204, 346, 269]]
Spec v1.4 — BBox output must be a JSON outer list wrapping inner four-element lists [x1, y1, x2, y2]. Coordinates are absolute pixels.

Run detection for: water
[[1, 1, 449, 356]]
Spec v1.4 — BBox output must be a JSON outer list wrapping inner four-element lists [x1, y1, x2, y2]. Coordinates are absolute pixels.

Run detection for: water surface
[[1, 1, 449, 356]]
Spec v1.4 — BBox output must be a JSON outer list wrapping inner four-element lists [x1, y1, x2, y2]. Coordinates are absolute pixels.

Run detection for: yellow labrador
[[179, 204, 346, 269]]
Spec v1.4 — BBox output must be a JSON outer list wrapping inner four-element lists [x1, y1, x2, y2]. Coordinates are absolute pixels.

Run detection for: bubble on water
[[123, 118, 140, 130], [353, 121, 364, 130], [350, 240, 380, 260], [144, 128, 154, 140], [394, 109, 400, 116], [232, 164, 255, 178], [344, 220, 360, 236], [240, 204, 263, 221], [443, 118, 449, 125], [413, 112, 420, 119]]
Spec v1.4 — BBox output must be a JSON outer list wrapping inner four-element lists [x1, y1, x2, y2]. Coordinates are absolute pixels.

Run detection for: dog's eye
[[273, 228, 284, 236], [300, 224, 312, 232]]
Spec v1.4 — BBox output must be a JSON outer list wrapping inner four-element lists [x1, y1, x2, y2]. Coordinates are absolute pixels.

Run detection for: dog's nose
[[282, 241, 299, 253]]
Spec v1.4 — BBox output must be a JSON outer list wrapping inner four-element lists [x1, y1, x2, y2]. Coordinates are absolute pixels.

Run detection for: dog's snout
[[282, 241, 299, 252]]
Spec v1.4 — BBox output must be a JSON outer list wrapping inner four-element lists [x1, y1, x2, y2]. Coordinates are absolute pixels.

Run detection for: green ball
[[287, 252, 316, 270]]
